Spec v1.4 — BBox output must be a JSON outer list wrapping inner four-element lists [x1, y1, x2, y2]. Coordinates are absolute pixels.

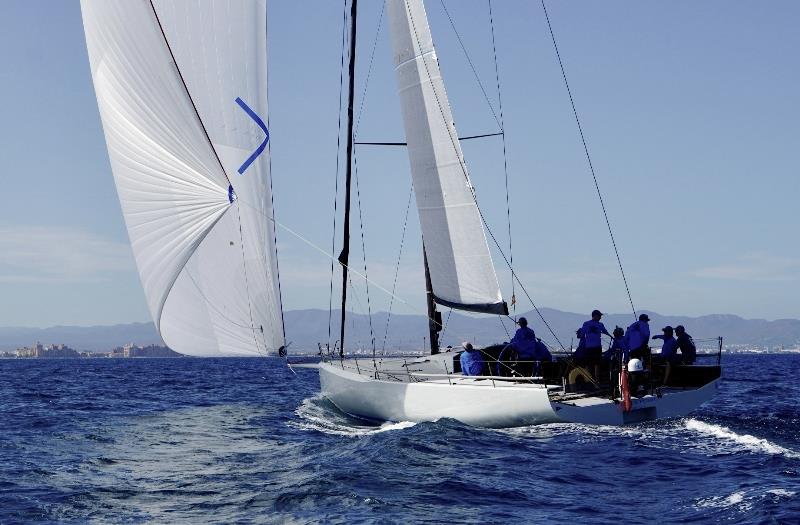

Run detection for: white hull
[[319, 354, 720, 428]]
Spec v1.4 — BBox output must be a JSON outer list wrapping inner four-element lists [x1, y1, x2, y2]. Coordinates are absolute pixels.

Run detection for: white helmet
[[627, 358, 644, 372]]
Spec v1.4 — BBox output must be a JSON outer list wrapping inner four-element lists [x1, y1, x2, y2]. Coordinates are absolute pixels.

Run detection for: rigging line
[[264, 6, 286, 343], [438, 0, 501, 129], [488, 0, 515, 316], [235, 195, 436, 324], [353, 0, 386, 137], [328, 0, 350, 348], [352, 154, 376, 352], [404, 0, 566, 350], [148, 0, 230, 187], [498, 315, 511, 340], [439, 308, 453, 342], [540, 0, 637, 319], [381, 186, 414, 352]]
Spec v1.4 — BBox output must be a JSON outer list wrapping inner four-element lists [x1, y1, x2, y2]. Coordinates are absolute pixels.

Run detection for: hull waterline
[[319, 357, 720, 428]]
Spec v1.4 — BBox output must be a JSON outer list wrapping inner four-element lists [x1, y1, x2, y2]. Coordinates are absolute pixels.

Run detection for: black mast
[[338, 0, 358, 358], [423, 248, 442, 354]]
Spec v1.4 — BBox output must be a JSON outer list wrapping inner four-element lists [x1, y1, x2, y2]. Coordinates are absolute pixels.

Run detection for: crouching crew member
[[459, 342, 485, 376]]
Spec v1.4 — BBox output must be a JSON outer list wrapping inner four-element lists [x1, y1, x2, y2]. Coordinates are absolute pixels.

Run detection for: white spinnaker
[[81, 0, 284, 356], [386, 0, 505, 314]]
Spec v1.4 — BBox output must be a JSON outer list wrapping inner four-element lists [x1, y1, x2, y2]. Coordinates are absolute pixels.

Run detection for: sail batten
[[387, 0, 506, 315], [81, 0, 284, 356]]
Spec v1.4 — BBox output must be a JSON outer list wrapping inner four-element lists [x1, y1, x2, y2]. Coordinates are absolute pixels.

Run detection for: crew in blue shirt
[[459, 342, 485, 376], [625, 314, 651, 359], [510, 317, 537, 359], [603, 325, 629, 362], [653, 326, 680, 363], [580, 309, 611, 360], [575, 309, 611, 379], [653, 326, 680, 385]]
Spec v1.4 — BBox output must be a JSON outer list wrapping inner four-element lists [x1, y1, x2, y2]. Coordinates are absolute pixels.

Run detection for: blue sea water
[[0, 354, 798, 524]]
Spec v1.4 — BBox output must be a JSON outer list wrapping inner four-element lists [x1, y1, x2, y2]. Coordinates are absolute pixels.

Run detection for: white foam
[[766, 488, 796, 498], [685, 419, 800, 459], [695, 491, 751, 511], [290, 395, 416, 437]]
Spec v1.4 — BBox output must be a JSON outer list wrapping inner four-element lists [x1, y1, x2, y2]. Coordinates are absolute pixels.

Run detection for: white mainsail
[[386, 0, 506, 314], [81, 0, 284, 356]]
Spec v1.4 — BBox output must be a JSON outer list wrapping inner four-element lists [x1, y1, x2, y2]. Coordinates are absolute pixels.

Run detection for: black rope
[[541, 0, 637, 319], [355, 132, 503, 146], [148, 1, 230, 187], [352, 156, 376, 354], [354, 1, 386, 137], [327, 0, 350, 349], [488, 0, 515, 316], [381, 187, 414, 352], [404, 0, 566, 350]]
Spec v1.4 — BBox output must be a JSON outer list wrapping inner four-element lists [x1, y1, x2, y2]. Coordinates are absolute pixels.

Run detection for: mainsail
[[386, 0, 507, 315], [81, 0, 284, 356]]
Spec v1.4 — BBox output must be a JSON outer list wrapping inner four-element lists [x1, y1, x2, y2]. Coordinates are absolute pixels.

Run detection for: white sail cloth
[[386, 0, 506, 314], [81, 0, 284, 356]]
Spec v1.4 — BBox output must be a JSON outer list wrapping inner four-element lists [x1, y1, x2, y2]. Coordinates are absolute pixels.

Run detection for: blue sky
[[1, 0, 798, 328]]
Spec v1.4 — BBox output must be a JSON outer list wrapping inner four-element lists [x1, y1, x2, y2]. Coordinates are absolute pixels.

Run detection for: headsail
[[386, 0, 507, 315], [81, 0, 284, 356]]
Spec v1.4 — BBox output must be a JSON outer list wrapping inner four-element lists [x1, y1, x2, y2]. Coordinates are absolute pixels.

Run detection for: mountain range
[[1, 308, 798, 353]]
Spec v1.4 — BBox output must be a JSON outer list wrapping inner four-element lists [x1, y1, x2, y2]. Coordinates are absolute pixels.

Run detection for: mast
[[337, 0, 358, 357], [423, 248, 442, 354]]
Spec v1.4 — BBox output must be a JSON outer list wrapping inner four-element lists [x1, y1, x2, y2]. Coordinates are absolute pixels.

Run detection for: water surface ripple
[[1, 354, 798, 523]]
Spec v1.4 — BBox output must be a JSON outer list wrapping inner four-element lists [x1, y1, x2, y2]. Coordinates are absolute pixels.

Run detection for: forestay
[[386, 0, 506, 314], [81, 0, 284, 356]]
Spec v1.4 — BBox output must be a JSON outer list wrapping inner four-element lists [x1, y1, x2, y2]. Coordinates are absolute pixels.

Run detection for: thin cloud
[[0, 225, 135, 283], [692, 253, 800, 282]]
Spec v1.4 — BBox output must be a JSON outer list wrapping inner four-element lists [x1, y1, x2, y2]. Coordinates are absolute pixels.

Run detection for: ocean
[[1, 354, 798, 524]]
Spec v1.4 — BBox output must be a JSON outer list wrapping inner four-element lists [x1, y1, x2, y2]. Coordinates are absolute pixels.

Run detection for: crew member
[[675, 325, 697, 364], [579, 309, 611, 379], [603, 326, 629, 362], [511, 317, 536, 376], [625, 314, 651, 359], [459, 342, 485, 376], [653, 326, 680, 385]]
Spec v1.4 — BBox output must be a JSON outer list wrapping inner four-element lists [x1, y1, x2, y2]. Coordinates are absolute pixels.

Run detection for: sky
[[0, 0, 798, 328]]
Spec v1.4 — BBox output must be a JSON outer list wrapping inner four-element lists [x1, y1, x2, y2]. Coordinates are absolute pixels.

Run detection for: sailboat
[[80, 0, 721, 428], [317, 0, 722, 427]]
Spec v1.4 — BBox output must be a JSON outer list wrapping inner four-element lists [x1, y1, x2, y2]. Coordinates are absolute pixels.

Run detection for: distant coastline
[[2, 308, 799, 355]]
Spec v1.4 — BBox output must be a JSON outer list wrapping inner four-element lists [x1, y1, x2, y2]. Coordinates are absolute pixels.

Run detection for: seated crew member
[[653, 325, 680, 385], [510, 317, 537, 376], [459, 342, 485, 376], [675, 325, 697, 365], [580, 309, 611, 380], [625, 314, 651, 360]]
